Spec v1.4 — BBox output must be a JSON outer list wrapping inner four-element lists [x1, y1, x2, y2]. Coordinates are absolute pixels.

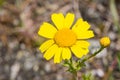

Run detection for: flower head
[[100, 37, 110, 47], [38, 13, 94, 63]]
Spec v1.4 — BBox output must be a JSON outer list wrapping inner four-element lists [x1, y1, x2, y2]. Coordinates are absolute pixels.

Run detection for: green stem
[[68, 58, 78, 80], [81, 47, 104, 63], [69, 58, 75, 71], [72, 71, 78, 80], [65, 47, 104, 80]]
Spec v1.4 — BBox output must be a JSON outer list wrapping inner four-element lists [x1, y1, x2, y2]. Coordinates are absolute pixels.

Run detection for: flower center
[[54, 28, 77, 47]]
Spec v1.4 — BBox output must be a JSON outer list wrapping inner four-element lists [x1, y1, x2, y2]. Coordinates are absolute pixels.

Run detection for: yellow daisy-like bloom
[[38, 13, 94, 63]]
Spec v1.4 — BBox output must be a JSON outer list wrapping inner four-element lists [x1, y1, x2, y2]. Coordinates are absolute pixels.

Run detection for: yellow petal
[[78, 31, 94, 39], [75, 40, 90, 48], [72, 18, 90, 31], [43, 44, 58, 60], [39, 40, 54, 53], [54, 47, 62, 63], [72, 18, 94, 39], [62, 48, 71, 60], [74, 29, 94, 39], [64, 13, 75, 28], [38, 22, 57, 38], [71, 41, 89, 58], [51, 13, 64, 30]]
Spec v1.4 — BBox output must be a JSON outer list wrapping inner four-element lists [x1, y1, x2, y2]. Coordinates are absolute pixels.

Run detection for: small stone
[[96, 68, 104, 77], [91, 68, 104, 77], [56, 74, 63, 80], [108, 32, 116, 40], [33, 65, 39, 72], [10, 62, 20, 80], [44, 63, 51, 72], [20, 43, 26, 50]]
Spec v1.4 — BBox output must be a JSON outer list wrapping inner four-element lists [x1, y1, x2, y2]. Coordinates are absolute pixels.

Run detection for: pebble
[[10, 62, 20, 80], [44, 63, 51, 73], [91, 68, 104, 77], [108, 31, 116, 40]]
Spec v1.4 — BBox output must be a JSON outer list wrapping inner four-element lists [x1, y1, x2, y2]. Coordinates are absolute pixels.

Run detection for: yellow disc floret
[[54, 28, 77, 47]]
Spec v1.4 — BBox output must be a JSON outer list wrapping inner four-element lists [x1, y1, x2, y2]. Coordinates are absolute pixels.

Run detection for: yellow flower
[[38, 13, 94, 63], [100, 37, 110, 47]]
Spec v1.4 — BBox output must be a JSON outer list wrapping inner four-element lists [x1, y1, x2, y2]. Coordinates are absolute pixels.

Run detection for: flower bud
[[100, 37, 110, 47]]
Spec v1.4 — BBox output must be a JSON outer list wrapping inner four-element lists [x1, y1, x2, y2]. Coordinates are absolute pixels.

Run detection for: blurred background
[[0, 0, 120, 80]]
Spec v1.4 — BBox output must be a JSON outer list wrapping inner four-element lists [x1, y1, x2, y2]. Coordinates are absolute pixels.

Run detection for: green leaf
[[117, 52, 120, 70], [110, 0, 120, 34], [82, 73, 94, 80]]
